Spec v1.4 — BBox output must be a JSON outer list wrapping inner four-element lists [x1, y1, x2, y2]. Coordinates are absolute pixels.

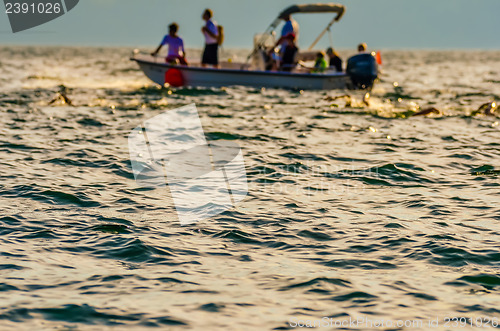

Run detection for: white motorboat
[[131, 3, 378, 90]]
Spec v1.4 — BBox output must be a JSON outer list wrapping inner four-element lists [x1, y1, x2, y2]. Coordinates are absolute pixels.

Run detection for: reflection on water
[[129, 103, 248, 225], [0, 46, 499, 329]]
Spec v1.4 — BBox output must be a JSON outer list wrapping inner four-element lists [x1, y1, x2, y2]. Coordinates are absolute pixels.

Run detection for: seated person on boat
[[264, 32, 299, 72], [277, 33, 299, 72], [357, 42, 367, 53], [326, 47, 343, 72], [311, 51, 328, 73], [151, 23, 188, 65], [264, 13, 300, 72]]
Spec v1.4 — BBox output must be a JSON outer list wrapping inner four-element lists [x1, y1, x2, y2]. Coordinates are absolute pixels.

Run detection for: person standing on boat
[[201, 9, 220, 68], [326, 47, 343, 72], [151, 23, 188, 65], [279, 14, 299, 46], [272, 14, 299, 55]]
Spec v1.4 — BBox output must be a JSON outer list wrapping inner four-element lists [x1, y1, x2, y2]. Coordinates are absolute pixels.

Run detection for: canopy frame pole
[[328, 27, 334, 48], [307, 15, 338, 51]]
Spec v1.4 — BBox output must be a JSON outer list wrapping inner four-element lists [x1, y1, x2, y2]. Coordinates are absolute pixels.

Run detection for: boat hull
[[132, 56, 351, 90]]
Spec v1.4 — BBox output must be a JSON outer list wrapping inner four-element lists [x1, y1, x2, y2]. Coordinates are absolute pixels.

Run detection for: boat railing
[[131, 49, 254, 71], [131, 49, 161, 63]]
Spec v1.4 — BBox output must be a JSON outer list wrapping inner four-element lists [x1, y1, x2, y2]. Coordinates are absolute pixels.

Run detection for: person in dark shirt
[[279, 33, 298, 72], [326, 47, 342, 72], [357, 43, 368, 53], [267, 32, 298, 72]]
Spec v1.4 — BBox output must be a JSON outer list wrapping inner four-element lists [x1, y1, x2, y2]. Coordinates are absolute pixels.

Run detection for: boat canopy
[[243, 3, 346, 67], [278, 3, 345, 21]]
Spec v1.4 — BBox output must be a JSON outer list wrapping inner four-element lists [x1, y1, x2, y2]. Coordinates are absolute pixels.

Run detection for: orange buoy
[[375, 51, 383, 65], [164, 68, 184, 87]]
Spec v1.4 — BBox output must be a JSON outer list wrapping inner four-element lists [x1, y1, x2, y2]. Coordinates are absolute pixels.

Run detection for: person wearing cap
[[267, 14, 299, 72], [311, 51, 328, 73], [201, 8, 220, 68], [151, 23, 188, 65], [326, 47, 343, 72], [279, 33, 298, 72], [358, 43, 368, 53]]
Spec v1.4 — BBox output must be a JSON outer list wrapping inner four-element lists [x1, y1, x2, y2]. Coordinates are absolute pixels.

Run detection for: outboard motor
[[346, 53, 378, 90]]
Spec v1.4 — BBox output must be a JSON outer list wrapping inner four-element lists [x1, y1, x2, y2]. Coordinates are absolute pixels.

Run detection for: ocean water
[[0, 46, 499, 330]]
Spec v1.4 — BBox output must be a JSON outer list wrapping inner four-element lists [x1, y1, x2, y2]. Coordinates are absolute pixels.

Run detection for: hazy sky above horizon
[[0, 0, 499, 50]]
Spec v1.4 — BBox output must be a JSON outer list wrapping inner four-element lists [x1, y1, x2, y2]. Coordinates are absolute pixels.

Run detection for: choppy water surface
[[0, 46, 499, 330]]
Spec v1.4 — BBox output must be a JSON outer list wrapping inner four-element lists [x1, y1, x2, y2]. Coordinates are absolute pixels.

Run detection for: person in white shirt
[[201, 9, 219, 68]]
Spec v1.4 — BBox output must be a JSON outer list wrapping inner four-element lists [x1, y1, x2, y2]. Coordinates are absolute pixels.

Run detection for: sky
[[0, 0, 499, 50]]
